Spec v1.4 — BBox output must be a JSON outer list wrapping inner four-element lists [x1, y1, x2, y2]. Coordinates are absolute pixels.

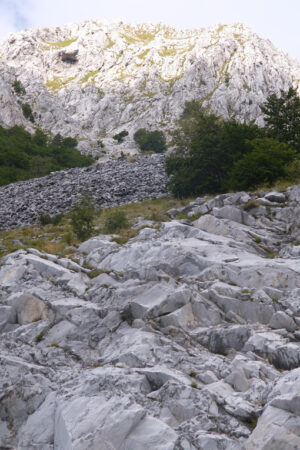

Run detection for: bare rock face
[[0, 20, 299, 155], [2, 185, 300, 448]]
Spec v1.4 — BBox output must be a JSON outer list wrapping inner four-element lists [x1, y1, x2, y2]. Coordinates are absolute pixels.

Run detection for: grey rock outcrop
[[0, 20, 299, 155], [2, 185, 300, 448]]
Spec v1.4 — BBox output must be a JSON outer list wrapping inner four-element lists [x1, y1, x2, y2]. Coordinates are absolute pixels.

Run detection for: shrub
[[39, 213, 63, 226], [51, 213, 63, 225], [21, 103, 34, 122], [39, 214, 52, 226], [283, 159, 300, 182], [13, 79, 26, 95], [134, 128, 166, 153], [104, 210, 129, 233], [71, 193, 98, 240], [243, 200, 260, 212], [113, 130, 128, 143]]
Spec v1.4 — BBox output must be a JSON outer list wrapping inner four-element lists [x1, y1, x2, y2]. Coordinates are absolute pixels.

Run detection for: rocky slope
[[2, 185, 300, 448], [0, 154, 166, 230], [0, 21, 299, 155]]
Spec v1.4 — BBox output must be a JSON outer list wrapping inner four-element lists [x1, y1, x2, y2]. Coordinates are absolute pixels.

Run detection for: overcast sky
[[0, 0, 299, 61]]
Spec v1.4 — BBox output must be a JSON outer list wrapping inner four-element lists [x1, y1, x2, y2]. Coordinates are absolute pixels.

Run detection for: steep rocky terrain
[[0, 21, 299, 155], [2, 185, 300, 448]]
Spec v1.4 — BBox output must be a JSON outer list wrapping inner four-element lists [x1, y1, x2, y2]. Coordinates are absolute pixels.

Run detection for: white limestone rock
[[2, 185, 300, 448], [0, 21, 298, 150]]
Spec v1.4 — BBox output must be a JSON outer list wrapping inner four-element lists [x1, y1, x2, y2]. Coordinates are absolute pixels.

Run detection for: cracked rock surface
[[2, 185, 300, 448]]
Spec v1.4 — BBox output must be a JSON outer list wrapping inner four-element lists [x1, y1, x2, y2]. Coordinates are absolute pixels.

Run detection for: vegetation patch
[[45, 75, 77, 94], [166, 88, 300, 198], [159, 47, 178, 57], [0, 126, 93, 186], [0, 197, 193, 260], [104, 210, 129, 233], [121, 26, 156, 44], [138, 49, 150, 59], [80, 70, 100, 85], [105, 36, 115, 49], [12, 79, 26, 96], [41, 37, 78, 50], [134, 128, 166, 153]]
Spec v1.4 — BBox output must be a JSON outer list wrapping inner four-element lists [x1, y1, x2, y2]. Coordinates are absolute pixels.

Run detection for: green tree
[[0, 125, 93, 186], [33, 129, 48, 146], [134, 128, 166, 153], [71, 193, 98, 240], [51, 133, 64, 147], [166, 102, 263, 197], [261, 87, 300, 152], [228, 138, 296, 190]]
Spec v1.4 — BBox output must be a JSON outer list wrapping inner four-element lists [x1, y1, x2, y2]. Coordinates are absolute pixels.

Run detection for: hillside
[[0, 21, 299, 155], [2, 186, 300, 448]]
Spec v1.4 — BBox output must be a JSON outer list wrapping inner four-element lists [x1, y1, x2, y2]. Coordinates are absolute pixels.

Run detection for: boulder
[[11, 293, 48, 325]]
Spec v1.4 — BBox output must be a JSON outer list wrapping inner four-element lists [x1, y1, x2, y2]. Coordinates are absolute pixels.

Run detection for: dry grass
[[0, 197, 194, 259]]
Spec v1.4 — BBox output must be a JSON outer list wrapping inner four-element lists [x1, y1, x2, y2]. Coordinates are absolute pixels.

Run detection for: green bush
[[134, 128, 166, 153], [13, 79, 26, 96], [39, 214, 52, 226], [104, 210, 129, 233], [71, 193, 98, 240], [21, 103, 35, 122], [39, 213, 63, 226], [113, 130, 128, 143], [283, 159, 300, 182]]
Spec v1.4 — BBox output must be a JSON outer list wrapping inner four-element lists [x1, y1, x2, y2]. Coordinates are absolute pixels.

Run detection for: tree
[[33, 128, 48, 146], [134, 128, 166, 153], [51, 133, 64, 147], [166, 102, 263, 197], [228, 138, 296, 190], [261, 87, 300, 152], [0, 125, 93, 186], [71, 193, 98, 240]]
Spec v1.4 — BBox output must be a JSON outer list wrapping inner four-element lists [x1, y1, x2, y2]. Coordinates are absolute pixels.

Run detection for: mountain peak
[[0, 20, 299, 156]]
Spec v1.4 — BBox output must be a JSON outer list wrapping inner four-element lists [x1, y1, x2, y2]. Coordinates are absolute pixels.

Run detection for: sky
[[0, 0, 299, 61]]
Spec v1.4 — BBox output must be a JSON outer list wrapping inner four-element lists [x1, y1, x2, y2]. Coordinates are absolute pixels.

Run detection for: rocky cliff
[[0, 20, 299, 155], [2, 185, 300, 448]]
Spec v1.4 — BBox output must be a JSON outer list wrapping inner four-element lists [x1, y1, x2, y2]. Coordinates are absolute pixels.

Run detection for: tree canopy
[[166, 102, 264, 197], [261, 87, 300, 152], [134, 128, 166, 153], [166, 90, 300, 197], [0, 126, 93, 186]]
